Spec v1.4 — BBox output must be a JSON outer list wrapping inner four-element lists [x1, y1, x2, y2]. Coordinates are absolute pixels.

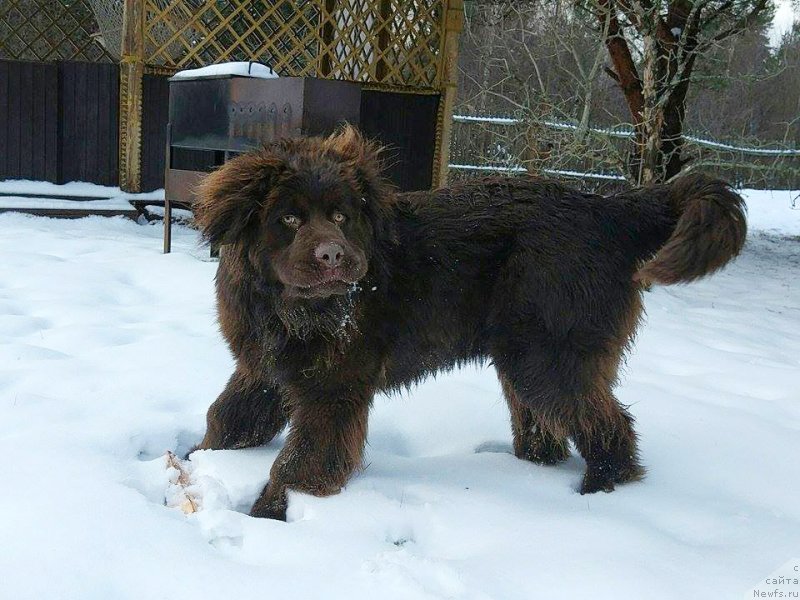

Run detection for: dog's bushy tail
[[630, 173, 747, 285]]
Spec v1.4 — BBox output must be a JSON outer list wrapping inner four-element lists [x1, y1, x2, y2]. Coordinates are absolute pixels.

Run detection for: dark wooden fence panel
[[35, 61, 59, 181], [2, 61, 440, 193], [0, 59, 58, 182], [59, 61, 119, 186], [360, 90, 439, 191], [141, 73, 170, 191], [0, 59, 118, 186]]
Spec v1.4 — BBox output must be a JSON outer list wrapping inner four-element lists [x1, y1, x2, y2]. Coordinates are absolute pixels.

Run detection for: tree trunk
[[661, 98, 687, 180], [639, 30, 665, 184], [659, 49, 697, 180]]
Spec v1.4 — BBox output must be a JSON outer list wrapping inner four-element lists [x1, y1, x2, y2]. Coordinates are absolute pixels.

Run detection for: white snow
[[171, 62, 278, 80], [0, 189, 798, 600], [543, 168, 626, 181], [0, 179, 165, 201], [449, 163, 528, 173], [143, 204, 194, 221], [0, 197, 137, 211], [740, 188, 800, 235], [0, 179, 166, 213]]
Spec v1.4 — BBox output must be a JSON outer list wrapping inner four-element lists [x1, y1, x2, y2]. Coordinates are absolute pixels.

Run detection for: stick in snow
[[165, 451, 198, 514]]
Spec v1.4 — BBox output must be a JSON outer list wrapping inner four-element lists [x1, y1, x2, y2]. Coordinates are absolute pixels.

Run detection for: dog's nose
[[314, 242, 345, 269]]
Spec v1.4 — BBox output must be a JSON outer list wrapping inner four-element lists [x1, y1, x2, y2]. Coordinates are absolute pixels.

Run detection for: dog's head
[[194, 126, 394, 300]]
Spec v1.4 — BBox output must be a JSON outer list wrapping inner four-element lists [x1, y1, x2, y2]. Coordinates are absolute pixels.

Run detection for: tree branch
[[697, 0, 770, 51], [596, 0, 645, 125]]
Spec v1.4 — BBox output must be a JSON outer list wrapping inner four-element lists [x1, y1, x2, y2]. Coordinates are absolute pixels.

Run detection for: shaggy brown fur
[[190, 125, 747, 520]]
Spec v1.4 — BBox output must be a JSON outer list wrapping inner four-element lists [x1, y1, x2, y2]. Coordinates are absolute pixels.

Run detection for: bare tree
[[454, 1, 798, 190], [585, 0, 774, 183], [456, 1, 647, 187]]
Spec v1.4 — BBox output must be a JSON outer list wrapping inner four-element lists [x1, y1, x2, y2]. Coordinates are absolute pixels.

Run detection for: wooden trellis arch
[[119, 0, 463, 191]]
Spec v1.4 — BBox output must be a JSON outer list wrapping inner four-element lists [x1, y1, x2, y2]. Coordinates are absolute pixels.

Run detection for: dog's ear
[[323, 124, 379, 164], [194, 151, 282, 246], [323, 124, 388, 195], [324, 124, 397, 248]]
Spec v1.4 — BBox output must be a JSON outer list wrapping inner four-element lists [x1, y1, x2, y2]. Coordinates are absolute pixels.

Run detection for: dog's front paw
[[249, 483, 287, 521]]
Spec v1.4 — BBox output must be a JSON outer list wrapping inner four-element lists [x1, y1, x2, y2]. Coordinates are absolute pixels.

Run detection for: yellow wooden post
[[433, 0, 464, 188], [119, 0, 145, 192]]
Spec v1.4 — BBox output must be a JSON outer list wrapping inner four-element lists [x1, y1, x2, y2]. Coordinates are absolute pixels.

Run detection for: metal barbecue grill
[[163, 72, 440, 253], [163, 74, 362, 253]]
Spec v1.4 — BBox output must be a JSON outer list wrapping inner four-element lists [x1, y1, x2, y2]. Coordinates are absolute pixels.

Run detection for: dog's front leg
[[250, 389, 371, 520], [191, 367, 288, 456]]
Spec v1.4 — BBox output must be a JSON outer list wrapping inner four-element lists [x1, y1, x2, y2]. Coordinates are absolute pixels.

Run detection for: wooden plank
[[0, 61, 9, 179], [165, 168, 207, 205], [7, 61, 21, 177], [85, 62, 99, 181], [141, 73, 170, 191], [102, 63, 120, 186], [20, 62, 33, 178], [45, 61, 58, 183], [0, 60, 111, 184], [434, 0, 465, 187], [0, 192, 111, 201], [58, 61, 73, 183], [30, 63, 44, 180], [98, 64, 111, 184], [30, 62, 55, 181], [75, 62, 88, 181], [0, 207, 139, 219], [120, 0, 146, 191]]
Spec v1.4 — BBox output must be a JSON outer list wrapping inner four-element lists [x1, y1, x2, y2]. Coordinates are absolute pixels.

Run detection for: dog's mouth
[[288, 279, 353, 299], [283, 269, 363, 299]]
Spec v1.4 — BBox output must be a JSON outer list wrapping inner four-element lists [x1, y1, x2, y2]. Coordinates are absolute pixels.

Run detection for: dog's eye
[[281, 215, 301, 229], [332, 211, 346, 225]]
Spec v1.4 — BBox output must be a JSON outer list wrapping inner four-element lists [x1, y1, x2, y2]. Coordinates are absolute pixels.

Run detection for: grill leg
[[163, 198, 172, 254]]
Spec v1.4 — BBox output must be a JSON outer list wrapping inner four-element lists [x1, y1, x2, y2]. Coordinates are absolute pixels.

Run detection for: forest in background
[[452, 1, 800, 189]]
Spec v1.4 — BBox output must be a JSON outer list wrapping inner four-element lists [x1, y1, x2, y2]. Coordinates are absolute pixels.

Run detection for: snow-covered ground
[[0, 187, 798, 600]]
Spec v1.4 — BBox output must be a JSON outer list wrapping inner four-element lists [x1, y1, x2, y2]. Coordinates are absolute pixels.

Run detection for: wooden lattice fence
[[139, 0, 444, 88], [0, 0, 464, 192], [0, 0, 113, 62]]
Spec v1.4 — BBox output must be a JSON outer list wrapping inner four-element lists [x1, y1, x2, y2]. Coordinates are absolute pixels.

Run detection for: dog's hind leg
[[569, 385, 645, 494], [190, 367, 288, 455], [498, 372, 570, 465], [493, 336, 644, 494]]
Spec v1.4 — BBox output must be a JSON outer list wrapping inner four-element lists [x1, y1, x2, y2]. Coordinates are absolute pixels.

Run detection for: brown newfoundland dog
[[190, 125, 746, 520]]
